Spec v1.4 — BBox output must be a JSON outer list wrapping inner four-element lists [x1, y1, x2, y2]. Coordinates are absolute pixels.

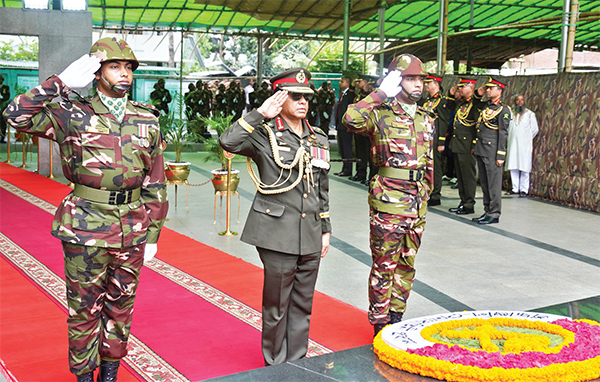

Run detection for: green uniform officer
[[150, 78, 172, 115], [419, 73, 450, 205], [447, 77, 486, 214], [3, 37, 168, 382], [472, 76, 511, 224], [344, 54, 434, 336], [220, 68, 332, 366]]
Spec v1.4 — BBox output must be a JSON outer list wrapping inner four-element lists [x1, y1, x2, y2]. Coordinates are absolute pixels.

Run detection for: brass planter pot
[[165, 161, 191, 183], [211, 169, 240, 192]]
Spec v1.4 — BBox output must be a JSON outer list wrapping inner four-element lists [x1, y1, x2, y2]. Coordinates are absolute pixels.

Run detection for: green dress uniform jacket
[[448, 92, 485, 154], [2, 75, 168, 248], [474, 100, 511, 160], [219, 110, 332, 255]]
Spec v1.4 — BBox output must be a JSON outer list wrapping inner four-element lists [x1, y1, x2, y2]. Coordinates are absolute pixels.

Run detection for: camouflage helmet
[[89, 37, 139, 71], [388, 54, 427, 77]]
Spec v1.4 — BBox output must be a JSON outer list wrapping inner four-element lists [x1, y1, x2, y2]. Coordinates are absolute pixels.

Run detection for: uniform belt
[[378, 167, 424, 182], [73, 184, 141, 205]]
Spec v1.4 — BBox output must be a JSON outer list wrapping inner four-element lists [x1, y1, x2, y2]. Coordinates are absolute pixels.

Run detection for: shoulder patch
[[313, 126, 327, 136], [503, 113, 510, 119], [131, 100, 160, 117]]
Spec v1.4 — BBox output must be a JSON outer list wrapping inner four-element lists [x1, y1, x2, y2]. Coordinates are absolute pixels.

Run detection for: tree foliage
[[0, 37, 39, 61]]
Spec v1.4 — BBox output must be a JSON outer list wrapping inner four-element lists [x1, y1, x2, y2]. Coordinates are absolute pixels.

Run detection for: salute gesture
[[58, 54, 101, 89], [256, 89, 288, 119]]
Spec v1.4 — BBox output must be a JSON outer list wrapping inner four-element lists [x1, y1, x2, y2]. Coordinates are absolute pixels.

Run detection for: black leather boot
[[373, 323, 388, 337], [76, 372, 94, 382], [390, 311, 404, 324], [97, 360, 120, 382]]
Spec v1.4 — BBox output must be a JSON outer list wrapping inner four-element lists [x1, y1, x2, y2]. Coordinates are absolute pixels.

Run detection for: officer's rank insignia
[[296, 70, 306, 83], [275, 117, 285, 131], [85, 125, 110, 134], [503, 113, 510, 119]]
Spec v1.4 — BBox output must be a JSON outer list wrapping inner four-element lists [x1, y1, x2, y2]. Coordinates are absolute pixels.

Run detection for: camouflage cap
[[388, 54, 427, 77], [270, 68, 313, 94], [89, 37, 139, 71]]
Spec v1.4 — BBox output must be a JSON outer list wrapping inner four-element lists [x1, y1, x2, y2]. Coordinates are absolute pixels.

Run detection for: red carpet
[[0, 162, 373, 381]]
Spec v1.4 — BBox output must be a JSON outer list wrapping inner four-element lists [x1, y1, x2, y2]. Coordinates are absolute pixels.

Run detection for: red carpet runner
[[0, 162, 373, 381]]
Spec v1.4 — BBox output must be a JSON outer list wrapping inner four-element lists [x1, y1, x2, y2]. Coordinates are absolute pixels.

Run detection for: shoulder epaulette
[[312, 125, 327, 136], [131, 100, 160, 117]]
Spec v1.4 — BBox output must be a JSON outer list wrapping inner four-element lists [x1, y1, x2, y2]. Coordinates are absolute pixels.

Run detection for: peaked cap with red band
[[424, 73, 443, 83], [270, 67, 314, 94], [456, 76, 478, 87], [484, 76, 507, 89]]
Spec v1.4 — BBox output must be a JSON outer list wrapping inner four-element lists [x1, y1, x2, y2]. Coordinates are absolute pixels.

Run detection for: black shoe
[[472, 214, 486, 222], [451, 183, 459, 189], [334, 171, 351, 177], [448, 205, 463, 213], [349, 175, 366, 182], [373, 322, 389, 337], [98, 360, 120, 382], [520, 192, 527, 197], [361, 178, 370, 186], [428, 199, 441, 206], [505, 190, 519, 195], [77, 372, 94, 382], [456, 206, 475, 215], [390, 311, 403, 324], [478, 216, 499, 224]]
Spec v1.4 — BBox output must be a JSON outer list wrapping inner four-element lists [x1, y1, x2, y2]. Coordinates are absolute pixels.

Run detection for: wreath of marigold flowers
[[374, 315, 600, 382]]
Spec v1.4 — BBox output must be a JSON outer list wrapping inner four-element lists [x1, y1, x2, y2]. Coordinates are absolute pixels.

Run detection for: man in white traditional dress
[[505, 94, 539, 197]]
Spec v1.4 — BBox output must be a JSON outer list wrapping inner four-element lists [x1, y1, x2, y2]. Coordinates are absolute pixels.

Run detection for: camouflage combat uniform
[[317, 86, 335, 135], [344, 89, 434, 325], [3, 74, 168, 374]]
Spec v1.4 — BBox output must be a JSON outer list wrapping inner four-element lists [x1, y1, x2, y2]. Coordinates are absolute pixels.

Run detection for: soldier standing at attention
[[254, 81, 271, 107], [344, 54, 433, 336], [447, 77, 486, 215], [306, 81, 319, 127], [334, 75, 355, 176], [472, 77, 511, 224], [184, 82, 196, 120], [3, 37, 168, 382], [149, 78, 172, 115], [0, 74, 10, 143], [215, 83, 228, 118], [220, 68, 331, 366], [317, 81, 335, 136], [350, 74, 378, 184], [419, 73, 450, 206]]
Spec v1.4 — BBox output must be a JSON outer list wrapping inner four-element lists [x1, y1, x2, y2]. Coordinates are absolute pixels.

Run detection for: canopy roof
[[3, 0, 599, 67]]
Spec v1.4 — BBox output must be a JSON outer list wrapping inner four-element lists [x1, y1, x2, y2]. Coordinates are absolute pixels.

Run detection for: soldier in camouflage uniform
[[0, 74, 10, 143], [254, 81, 271, 107], [418, 73, 450, 206], [3, 37, 168, 382], [190, 80, 213, 138], [350, 74, 379, 184], [184, 82, 196, 120], [150, 78, 172, 115], [472, 76, 511, 224], [343, 54, 433, 336], [306, 81, 319, 127], [317, 81, 335, 136], [215, 83, 228, 118], [220, 68, 331, 366]]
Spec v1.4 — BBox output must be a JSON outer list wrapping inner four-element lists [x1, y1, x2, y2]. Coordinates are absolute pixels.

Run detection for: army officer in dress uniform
[[219, 68, 332, 366], [472, 76, 511, 224]]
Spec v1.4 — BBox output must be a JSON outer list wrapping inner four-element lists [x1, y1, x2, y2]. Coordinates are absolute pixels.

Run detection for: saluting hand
[[257, 90, 288, 119], [378, 70, 403, 98], [58, 54, 101, 89]]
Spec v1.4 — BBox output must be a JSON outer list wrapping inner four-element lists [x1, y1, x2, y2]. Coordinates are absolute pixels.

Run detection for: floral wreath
[[374, 310, 600, 382]]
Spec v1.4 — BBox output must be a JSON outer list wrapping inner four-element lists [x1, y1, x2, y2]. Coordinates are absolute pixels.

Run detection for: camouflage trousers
[[63, 242, 144, 375], [368, 209, 426, 325]]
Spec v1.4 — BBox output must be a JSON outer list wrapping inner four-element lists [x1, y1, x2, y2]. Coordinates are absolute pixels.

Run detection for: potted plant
[[196, 114, 240, 192], [159, 93, 193, 183]]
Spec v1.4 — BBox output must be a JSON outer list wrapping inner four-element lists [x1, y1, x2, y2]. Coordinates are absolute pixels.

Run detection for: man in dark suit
[[220, 68, 332, 366], [335, 75, 355, 176]]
